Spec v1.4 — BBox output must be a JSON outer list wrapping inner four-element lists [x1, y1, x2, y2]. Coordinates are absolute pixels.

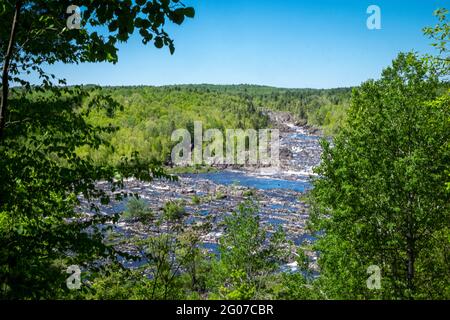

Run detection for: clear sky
[[37, 0, 446, 88]]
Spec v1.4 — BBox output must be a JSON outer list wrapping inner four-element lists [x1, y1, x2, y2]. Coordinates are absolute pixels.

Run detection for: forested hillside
[[79, 85, 352, 166]]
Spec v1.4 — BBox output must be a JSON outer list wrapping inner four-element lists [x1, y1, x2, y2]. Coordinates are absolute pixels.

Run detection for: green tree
[[0, 0, 194, 299], [0, 88, 174, 299], [0, 0, 195, 137], [129, 206, 210, 300], [214, 202, 290, 300], [310, 53, 450, 299], [423, 8, 450, 78], [423, 8, 450, 191], [122, 197, 154, 222]]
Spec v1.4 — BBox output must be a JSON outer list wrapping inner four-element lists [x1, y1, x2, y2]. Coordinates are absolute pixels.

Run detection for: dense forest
[[78, 85, 351, 166], [0, 1, 449, 301]]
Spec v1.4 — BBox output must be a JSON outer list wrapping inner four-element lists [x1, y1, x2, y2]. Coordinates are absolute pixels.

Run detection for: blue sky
[[37, 0, 446, 88]]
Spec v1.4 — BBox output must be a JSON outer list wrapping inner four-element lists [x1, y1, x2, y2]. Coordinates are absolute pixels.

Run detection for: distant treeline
[[80, 85, 352, 165]]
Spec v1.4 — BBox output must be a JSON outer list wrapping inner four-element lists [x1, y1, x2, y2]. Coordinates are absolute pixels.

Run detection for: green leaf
[[183, 7, 195, 18], [154, 36, 164, 48]]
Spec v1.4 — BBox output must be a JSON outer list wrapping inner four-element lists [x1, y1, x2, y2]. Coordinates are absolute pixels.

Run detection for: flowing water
[[80, 122, 324, 272]]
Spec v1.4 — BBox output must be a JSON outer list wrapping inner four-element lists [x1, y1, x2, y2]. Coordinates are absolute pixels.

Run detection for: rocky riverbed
[[79, 112, 324, 272]]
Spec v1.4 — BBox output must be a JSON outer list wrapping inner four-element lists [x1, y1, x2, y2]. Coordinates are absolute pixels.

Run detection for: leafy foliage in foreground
[[0, 0, 195, 299], [309, 53, 450, 299], [0, 88, 171, 299], [83, 201, 290, 300], [213, 202, 290, 299]]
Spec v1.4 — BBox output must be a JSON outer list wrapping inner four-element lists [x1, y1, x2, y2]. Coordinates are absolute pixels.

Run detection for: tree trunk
[[406, 238, 415, 291], [406, 194, 415, 297], [0, 0, 22, 140]]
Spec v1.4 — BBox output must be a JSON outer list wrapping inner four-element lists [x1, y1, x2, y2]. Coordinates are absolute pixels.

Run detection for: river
[[80, 115, 324, 272]]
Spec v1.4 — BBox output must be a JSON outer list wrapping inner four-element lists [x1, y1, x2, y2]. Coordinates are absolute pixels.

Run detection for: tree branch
[[0, 0, 23, 140]]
